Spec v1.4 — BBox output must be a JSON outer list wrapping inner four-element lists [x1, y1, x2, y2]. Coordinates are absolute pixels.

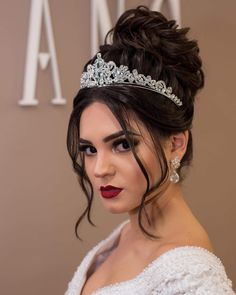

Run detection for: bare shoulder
[[119, 217, 215, 261], [163, 223, 215, 254], [190, 225, 215, 252]]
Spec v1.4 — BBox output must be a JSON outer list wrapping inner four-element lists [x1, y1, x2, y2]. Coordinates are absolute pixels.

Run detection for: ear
[[169, 130, 189, 161]]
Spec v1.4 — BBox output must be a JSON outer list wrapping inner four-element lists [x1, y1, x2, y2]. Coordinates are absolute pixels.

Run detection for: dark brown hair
[[67, 6, 204, 240]]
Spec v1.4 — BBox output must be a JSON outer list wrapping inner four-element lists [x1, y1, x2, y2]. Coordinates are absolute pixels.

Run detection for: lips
[[100, 185, 123, 199]]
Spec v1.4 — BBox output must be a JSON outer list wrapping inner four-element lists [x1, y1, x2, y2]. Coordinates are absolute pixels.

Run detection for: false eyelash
[[112, 138, 139, 149], [78, 145, 92, 152], [78, 138, 139, 153]]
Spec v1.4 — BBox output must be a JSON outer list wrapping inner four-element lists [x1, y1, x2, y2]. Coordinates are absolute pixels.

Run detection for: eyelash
[[78, 138, 139, 156]]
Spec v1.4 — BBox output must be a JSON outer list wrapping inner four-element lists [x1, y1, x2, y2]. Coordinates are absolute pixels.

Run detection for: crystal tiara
[[80, 53, 183, 107]]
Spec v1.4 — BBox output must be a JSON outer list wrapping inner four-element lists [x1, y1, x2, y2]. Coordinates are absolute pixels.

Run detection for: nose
[[93, 152, 115, 178]]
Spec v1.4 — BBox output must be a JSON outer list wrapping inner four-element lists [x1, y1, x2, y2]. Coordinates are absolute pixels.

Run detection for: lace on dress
[[65, 220, 235, 295]]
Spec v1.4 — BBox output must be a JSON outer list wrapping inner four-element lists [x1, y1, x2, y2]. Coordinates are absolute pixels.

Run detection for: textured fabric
[[65, 220, 235, 295]]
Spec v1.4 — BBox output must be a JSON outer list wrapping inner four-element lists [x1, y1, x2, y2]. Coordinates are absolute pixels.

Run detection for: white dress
[[65, 220, 235, 295]]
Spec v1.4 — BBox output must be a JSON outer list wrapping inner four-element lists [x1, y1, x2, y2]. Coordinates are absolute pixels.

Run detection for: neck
[[125, 182, 188, 242]]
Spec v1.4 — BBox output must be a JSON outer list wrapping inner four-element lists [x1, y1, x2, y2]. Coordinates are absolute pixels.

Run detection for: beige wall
[[0, 0, 235, 294]]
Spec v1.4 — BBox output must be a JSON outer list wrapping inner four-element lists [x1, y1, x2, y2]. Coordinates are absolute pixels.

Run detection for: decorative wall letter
[[90, 0, 125, 56], [90, 0, 181, 57], [151, 0, 181, 25], [19, 0, 66, 106]]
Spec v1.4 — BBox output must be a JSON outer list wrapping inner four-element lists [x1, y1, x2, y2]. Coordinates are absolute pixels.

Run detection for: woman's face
[[79, 101, 167, 214]]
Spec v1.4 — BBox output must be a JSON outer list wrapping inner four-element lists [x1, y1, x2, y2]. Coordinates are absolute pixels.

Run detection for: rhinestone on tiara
[[80, 53, 183, 107]]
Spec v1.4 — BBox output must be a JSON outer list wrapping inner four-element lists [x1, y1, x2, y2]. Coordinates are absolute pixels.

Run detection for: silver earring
[[170, 156, 181, 183]]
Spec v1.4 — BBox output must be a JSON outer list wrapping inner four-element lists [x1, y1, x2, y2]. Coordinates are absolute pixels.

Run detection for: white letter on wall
[[151, 0, 181, 25], [90, 0, 125, 57], [19, 0, 66, 106], [90, 0, 181, 57]]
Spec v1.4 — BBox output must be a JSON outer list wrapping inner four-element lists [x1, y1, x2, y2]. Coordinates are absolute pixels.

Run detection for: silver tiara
[[80, 53, 182, 107]]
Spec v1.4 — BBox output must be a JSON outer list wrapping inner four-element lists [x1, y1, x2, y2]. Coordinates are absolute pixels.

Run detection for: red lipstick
[[100, 185, 123, 199]]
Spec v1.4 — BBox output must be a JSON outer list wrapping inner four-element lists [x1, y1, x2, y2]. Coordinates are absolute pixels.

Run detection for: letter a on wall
[[19, 0, 66, 106]]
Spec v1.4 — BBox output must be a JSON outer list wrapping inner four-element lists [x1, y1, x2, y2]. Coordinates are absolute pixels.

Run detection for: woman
[[65, 6, 235, 295]]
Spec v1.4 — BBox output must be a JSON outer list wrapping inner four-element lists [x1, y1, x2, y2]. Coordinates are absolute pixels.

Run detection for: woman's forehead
[[79, 101, 148, 139]]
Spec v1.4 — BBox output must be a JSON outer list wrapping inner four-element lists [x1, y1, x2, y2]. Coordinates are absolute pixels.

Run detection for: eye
[[112, 138, 139, 152], [78, 145, 97, 156]]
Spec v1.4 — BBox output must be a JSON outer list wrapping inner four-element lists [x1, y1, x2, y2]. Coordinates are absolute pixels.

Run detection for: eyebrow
[[79, 130, 140, 144]]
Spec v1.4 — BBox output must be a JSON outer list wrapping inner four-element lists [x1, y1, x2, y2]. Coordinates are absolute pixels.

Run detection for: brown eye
[[112, 138, 139, 152], [78, 145, 97, 156]]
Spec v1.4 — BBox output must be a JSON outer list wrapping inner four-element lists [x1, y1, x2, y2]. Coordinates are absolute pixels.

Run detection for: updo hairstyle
[[67, 6, 204, 240]]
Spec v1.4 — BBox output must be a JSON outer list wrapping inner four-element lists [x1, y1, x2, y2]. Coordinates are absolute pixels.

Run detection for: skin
[[79, 101, 214, 254]]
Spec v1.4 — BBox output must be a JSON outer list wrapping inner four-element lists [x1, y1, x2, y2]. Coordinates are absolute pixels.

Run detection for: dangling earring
[[170, 156, 181, 183]]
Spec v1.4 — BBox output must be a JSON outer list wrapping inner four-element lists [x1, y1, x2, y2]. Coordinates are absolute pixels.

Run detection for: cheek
[[83, 158, 94, 179], [122, 157, 148, 194], [138, 149, 162, 187]]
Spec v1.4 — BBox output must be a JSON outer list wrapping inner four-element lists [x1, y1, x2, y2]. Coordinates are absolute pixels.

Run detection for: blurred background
[[0, 0, 235, 294]]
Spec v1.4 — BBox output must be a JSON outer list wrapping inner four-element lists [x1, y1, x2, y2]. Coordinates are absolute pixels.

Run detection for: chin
[[102, 201, 137, 214], [103, 205, 128, 214]]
